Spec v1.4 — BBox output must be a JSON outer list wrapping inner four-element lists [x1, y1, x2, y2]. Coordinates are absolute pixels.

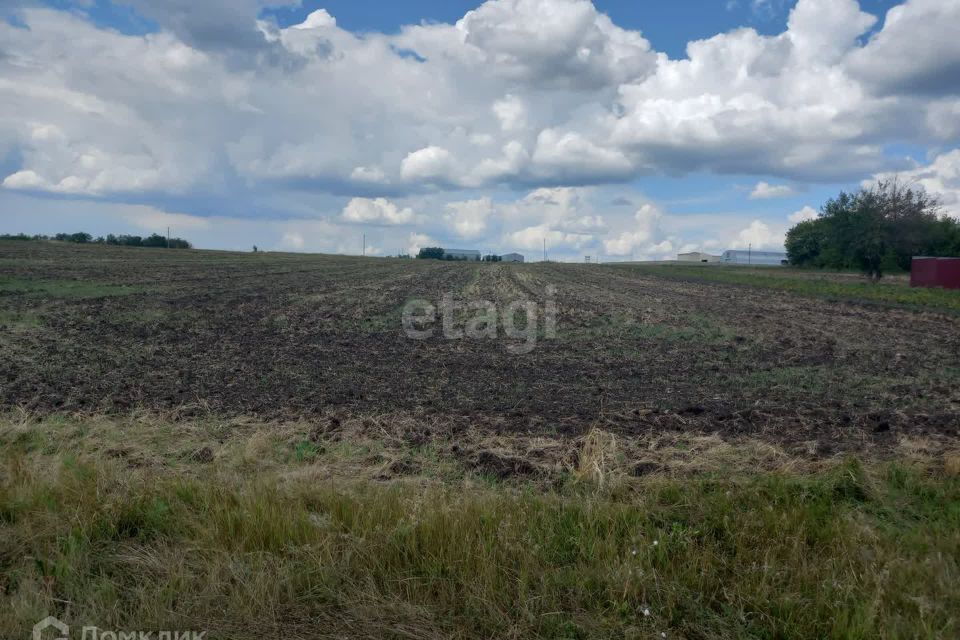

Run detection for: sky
[[1, 0, 959, 261]]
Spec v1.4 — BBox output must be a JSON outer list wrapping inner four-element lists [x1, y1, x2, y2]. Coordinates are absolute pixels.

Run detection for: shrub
[[416, 247, 445, 260]]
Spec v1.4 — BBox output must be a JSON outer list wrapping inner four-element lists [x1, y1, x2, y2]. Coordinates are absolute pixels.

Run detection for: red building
[[911, 257, 960, 289]]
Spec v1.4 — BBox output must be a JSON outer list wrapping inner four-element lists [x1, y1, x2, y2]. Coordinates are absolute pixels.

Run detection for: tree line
[[416, 247, 502, 261], [786, 179, 960, 279], [0, 232, 192, 249]]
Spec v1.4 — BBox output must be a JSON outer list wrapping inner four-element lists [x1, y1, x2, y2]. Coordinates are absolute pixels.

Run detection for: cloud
[[788, 205, 818, 223], [602, 203, 667, 256], [280, 231, 305, 250], [4, 0, 960, 202], [506, 224, 593, 253], [444, 197, 494, 238], [116, 0, 299, 54], [492, 95, 527, 132], [846, 0, 960, 97], [341, 197, 415, 225], [608, 0, 897, 181], [530, 129, 633, 181], [123, 207, 213, 232], [870, 149, 960, 218], [400, 146, 457, 184], [750, 181, 795, 199], [452, 0, 657, 90], [350, 166, 388, 184], [406, 232, 436, 256], [730, 219, 784, 250]]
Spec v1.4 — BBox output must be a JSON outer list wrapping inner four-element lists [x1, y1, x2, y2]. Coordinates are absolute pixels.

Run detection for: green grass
[[0, 277, 145, 298], [727, 365, 900, 401], [292, 439, 321, 462], [0, 309, 41, 329], [565, 313, 741, 352], [616, 264, 960, 312], [1, 433, 958, 639]]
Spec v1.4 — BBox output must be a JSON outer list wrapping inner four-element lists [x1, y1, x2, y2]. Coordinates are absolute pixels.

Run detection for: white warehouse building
[[722, 249, 788, 266], [678, 252, 721, 263]]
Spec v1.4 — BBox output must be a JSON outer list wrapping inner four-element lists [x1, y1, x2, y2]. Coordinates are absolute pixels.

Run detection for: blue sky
[[1, 0, 958, 259], [262, 0, 904, 56]]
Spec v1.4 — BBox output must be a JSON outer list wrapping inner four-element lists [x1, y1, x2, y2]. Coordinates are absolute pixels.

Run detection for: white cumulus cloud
[[788, 205, 819, 223], [341, 197, 415, 225], [750, 181, 795, 199]]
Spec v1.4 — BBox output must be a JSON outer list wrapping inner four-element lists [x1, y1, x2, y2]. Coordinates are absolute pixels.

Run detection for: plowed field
[[3, 240, 958, 460]]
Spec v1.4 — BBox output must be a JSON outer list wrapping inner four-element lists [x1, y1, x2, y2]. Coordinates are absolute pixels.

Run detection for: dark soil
[[2, 241, 959, 454]]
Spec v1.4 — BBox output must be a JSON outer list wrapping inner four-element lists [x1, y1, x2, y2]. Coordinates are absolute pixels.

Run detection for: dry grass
[[2, 413, 959, 639], [573, 428, 619, 487], [945, 453, 960, 477]]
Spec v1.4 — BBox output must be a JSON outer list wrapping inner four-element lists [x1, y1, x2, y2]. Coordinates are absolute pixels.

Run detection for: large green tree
[[786, 179, 958, 279]]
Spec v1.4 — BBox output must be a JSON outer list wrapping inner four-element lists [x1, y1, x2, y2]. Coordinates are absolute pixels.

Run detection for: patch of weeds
[[732, 366, 897, 402], [358, 299, 418, 334], [0, 277, 145, 299], [734, 366, 832, 397], [327, 441, 372, 460], [358, 313, 396, 333], [828, 458, 873, 504], [7, 429, 45, 453], [293, 440, 321, 463], [637, 314, 738, 345], [471, 471, 507, 488], [119, 308, 169, 325], [566, 313, 737, 348], [0, 310, 41, 330]]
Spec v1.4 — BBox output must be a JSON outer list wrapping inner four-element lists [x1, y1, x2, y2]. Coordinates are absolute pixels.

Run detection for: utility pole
[[362, 233, 366, 257], [166, 226, 170, 249], [748, 243, 752, 265], [543, 238, 546, 262]]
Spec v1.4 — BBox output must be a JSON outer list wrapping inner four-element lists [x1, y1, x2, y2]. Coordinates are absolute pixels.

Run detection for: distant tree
[[3, 231, 190, 249], [141, 234, 169, 248], [253, 245, 258, 253], [55, 232, 93, 243], [416, 247, 445, 260], [786, 179, 957, 279]]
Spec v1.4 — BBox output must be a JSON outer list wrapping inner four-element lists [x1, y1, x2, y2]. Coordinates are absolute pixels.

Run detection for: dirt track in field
[[2, 241, 959, 456]]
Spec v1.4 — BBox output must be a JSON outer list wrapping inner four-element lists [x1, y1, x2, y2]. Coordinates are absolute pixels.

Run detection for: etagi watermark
[[32, 617, 206, 640], [401, 286, 558, 354]]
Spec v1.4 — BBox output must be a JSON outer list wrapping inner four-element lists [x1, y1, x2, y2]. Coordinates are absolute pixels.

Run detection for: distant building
[[445, 249, 481, 261], [500, 253, 524, 263], [678, 252, 721, 263], [722, 249, 788, 266]]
